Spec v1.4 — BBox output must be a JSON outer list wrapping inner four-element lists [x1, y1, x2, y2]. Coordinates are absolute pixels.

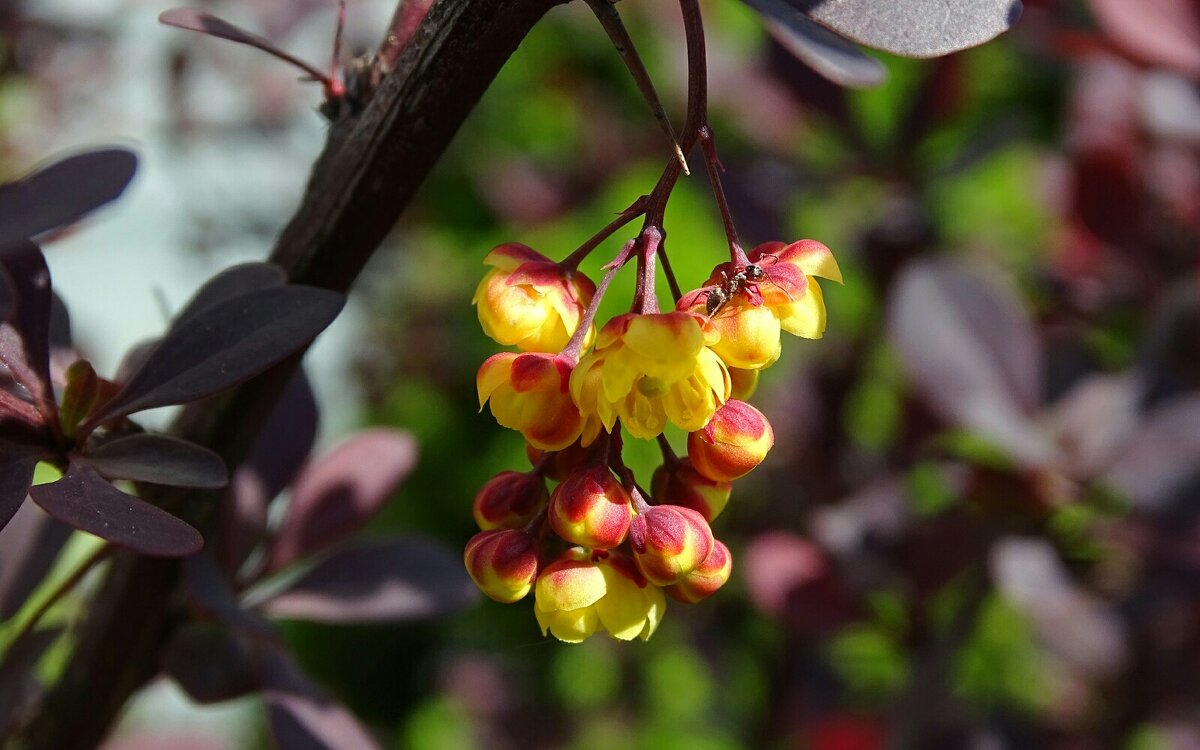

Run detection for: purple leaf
[[245, 369, 319, 505], [172, 263, 287, 329], [788, 0, 1022, 58], [0, 451, 37, 533], [225, 371, 318, 577], [159, 9, 330, 82], [85, 434, 227, 489], [266, 430, 416, 572], [0, 627, 61, 736], [0, 504, 69, 620], [29, 462, 203, 557], [1044, 374, 1139, 478], [182, 553, 275, 636], [0, 243, 54, 405], [0, 149, 136, 250], [162, 622, 260, 705], [743, 0, 886, 88], [259, 537, 478, 624], [1088, 0, 1200, 77], [887, 260, 1055, 466], [259, 648, 382, 750], [1105, 395, 1200, 510], [0, 267, 13, 322], [87, 285, 344, 426]]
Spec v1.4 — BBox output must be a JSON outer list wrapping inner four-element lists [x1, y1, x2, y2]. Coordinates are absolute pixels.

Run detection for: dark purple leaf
[[162, 622, 260, 705], [88, 285, 344, 426], [86, 434, 227, 489], [744, 0, 886, 88], [0, 267, 12, 322], [0, 504, 69, 620], [172, 263, 287, 329], [259, 537, 478, 624], [0, 243, 54, 405], [1106, 395, 1200, 510], [0, 389, 46, 445], [788, 0, 1022, 58], [183, 553, 275, 636], [0, 149, 136, 250], [259, 648, 382, 750], [29, 462, 203, 557], [245, 369, 319, 504], [0, 451, 36, 532], [887, 260, 1055, 466], [159, 9, 329, 82], [0, 627, 61, 736], [225, 370, 318, 576], [1088, 0, 1200, 77], [266, 430, 417, 572]]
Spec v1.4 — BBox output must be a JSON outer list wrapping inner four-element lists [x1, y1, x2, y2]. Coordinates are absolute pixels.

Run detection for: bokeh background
[[4, 0, 1200, 747]]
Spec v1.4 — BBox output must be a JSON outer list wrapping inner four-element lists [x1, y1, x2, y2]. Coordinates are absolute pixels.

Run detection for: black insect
[[703, 263, 768, 317]]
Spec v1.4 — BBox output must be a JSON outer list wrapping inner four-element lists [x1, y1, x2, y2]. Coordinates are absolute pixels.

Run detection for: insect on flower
[[700, 262, 779, 318]]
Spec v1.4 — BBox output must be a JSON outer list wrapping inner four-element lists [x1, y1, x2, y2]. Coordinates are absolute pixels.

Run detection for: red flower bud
[[651, 459, 733, 522], [464, 529, 540, 603], [666, 540, 732, 603], [473, 470, 548, 530], [548, 466, 632, 549], [629, 505, 715, 586], [688, 400, 774, 482]]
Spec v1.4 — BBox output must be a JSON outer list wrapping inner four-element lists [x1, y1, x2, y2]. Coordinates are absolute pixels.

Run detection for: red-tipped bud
[[651, 459, 733, 522], [473, 471, 548, 531], [666, 540, 732, 603], [688, 400, 774, 482], [629, 505, 715, 586], [464, 529, 540, 603], [526, 439, 596, 482], [548, 466, 632, 549]]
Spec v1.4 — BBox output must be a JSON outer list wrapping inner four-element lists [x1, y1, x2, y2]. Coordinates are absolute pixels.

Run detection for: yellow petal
[[778, 279, 827, 339]]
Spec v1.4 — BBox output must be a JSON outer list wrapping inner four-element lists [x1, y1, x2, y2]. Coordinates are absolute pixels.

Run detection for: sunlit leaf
[[86, 434, 227, 489], [1105, 395, 1200, 510], [88, 285, 344, 426], [0, 149, 136, 250], [745, 0, 886, 87], [29, 462, 203, 556], [789, 0, 1023, 58], [260, 537, 478, 624]]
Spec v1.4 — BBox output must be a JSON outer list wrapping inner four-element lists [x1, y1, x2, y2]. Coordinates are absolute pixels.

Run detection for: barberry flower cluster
[[461, 0, 841, 643]]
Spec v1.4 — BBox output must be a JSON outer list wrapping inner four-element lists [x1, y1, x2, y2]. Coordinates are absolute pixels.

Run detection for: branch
[[14, 1, 564, 747]]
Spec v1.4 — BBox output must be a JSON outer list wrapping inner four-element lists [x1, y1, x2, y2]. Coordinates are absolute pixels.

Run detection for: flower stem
[[559, 238, 637, 362], [583, 0, 688, 173], [698, 125, 749, 265], [560, 196, 647, 270]]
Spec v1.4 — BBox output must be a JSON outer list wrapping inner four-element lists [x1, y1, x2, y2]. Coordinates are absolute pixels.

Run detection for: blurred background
[[4, 0, 1200, 747]]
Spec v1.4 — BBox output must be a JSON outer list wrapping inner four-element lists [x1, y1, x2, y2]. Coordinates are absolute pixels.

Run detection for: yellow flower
[[534, 548, 665, 643], [473, 243, 596, 353], [570, 312, 730, 442], [477, 352, 583, 451], [678, 240, 841, 370]]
